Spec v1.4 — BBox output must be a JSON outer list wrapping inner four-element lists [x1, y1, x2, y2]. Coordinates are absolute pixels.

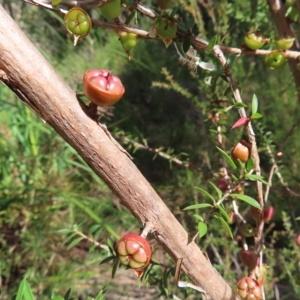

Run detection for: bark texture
[[0, 5, 240, 300]]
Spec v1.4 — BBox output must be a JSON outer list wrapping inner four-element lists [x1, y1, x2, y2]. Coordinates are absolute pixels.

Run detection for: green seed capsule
[[64, 7, 92, 45], [265, 50, 287, 70]]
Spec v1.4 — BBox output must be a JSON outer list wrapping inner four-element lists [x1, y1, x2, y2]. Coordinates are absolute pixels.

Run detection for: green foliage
[[1, 0, 300, 299]]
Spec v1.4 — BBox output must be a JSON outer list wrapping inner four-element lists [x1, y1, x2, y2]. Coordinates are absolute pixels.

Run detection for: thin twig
[[210, 45, 265, 278], [278, 117, 300, 151], [72, 226, 110, 251], [22, 0, 300, 60], [115, 133, 200, 170]]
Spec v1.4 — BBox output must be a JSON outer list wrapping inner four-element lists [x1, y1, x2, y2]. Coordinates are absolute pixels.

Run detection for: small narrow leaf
[[62, 232, 77, 245], [194, 187, 216, 203], [216, 147, 237, 171], [193, 214, 204, 222], [107, 238, 115, 254], [67, 237, 83, 250], [246, 158, 254, 172], [57, 228, 72, 234], [88, 224, 102, 235], [209, 181, 223, 199], [23, 278, 35, 300], [224, 105, 234, 112], [234, 102, 248, 108], [245, 174, 268, 185], [237, 158, 246, 170], [251, 94, 258, 115], [111, 258, 119, 279], [251, 112, 262, 119], [296, 216, 300, 221], [170, 6, 180, 18], [214, 214, 233, 239], [231, 174, 238, 181], [230, 193, 261, 208], [231, 117, 250, 129], [216, 204, 229, 221], [186, 15, 195, 29], [206, 35, 218, 51], [285, 5, 293, 17], [52, 0, 62, 6], [93, 228, 103, 241], [16, 278, 34, 300], [176, 22, 188, 32], [125, 11, 136, 25], [209, 129, 218, 133], [184, 203, 213, 210], [182, 36, 191, 53], [100, 255, 115, 265], [197, 222, 208, 238]]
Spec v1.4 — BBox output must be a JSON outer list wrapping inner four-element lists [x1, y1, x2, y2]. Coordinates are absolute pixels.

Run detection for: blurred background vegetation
[[0, 0, 300, 299]]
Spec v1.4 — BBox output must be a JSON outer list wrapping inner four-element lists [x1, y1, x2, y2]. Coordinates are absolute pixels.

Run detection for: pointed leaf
[[67, 237, 83, 250], [251, 94, 258, 115], [209, 181, 223, 199], [193, 214, 204, 222], [111, 258, 119, 279], [231, 173, 238, 181], [107, 238, 115, 254], [88, 224, 102, 235], [182, 36, 191, 53], [251, 112, 262, 119], [125, 11, 136, 25], [197, 222, 208, 238], [100, 255, 115, 265], [184, 203, 213, 210], [246, 158, 254, 172], [16, 278, 34, 300], [214, 214, 233, 239], [230, 193, 261, 209], [216, 204, 229, 221], [52, 0, 62, 6], [194, 187, 216, 204], [170, 6, 180, 18], [186, 15, 195, 29], [57, 228, 72, 234], [296, 216, 300, 221], [224, 105, 234, 112], [93, 228, 103, 240], [62, 232, 77, 245], [64, 288, 72, 300], [234, 102, 248, 108], [231, 117, 250, 129], [245, 174, 268, 185], [216, 147, 237, 171], [176, 22, 188, 32], [206, 35, 218, 51]]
